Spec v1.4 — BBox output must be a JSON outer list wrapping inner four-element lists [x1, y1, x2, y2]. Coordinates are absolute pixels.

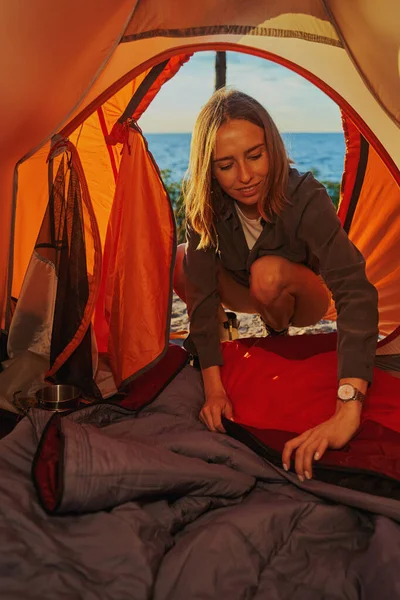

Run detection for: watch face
[[338, 384, 355, 401]]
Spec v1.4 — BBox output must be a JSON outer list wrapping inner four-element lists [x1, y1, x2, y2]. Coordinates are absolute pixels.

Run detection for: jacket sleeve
[[296, 176, 379, 382], [182, 224, 224, 369]]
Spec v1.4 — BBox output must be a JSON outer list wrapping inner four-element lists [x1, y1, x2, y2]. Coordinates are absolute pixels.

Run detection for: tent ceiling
[[123, 0, 339, 43], [0, 0, 137, 165], [326, 0, 400, 126]]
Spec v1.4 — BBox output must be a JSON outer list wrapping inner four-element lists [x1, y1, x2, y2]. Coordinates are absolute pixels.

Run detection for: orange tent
[[0, 0, 399, 399]]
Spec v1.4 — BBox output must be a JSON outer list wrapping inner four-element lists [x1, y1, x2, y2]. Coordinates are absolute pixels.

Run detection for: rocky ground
[[170, 293, 336, 338]]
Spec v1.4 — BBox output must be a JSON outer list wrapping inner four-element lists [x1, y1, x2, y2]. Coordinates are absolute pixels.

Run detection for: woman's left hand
[[282, 401, 362, 481]]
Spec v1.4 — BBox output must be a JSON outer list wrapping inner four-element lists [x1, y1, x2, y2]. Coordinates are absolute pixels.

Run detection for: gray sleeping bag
[[1, 365, 400, 599]]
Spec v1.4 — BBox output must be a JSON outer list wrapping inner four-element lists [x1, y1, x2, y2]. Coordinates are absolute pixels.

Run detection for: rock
[[170, 293, 336, 338]]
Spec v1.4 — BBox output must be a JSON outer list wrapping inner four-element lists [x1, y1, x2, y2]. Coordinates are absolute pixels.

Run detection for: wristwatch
[[337, 383, 366, 405]]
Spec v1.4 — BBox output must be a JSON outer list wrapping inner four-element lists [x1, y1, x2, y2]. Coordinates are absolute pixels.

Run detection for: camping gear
[[11, 384, 82, 414], [220, 311, 240, 341], [35, 384, 82, 412]]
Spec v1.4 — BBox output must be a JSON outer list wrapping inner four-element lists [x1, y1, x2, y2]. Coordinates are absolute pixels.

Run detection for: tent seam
[[5, 165, 19, 331], [121, 25, 343, 48], [97, 107, 118, 183], [343, 137, 369, 233]]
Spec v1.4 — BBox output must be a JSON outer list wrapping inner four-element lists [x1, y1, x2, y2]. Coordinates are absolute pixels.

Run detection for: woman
[[173, 88, 379, 482]]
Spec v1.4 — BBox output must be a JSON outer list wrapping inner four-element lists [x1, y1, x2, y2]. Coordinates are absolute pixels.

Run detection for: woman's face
[[212, 118, 269, 218]]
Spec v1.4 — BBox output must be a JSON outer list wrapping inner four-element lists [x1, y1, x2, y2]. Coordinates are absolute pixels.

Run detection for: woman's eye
[[219, 163, 233, 171], [248, 153, 262, 161]]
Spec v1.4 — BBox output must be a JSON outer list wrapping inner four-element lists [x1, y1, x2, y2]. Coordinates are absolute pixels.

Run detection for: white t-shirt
[[235, 203, 263, 250]]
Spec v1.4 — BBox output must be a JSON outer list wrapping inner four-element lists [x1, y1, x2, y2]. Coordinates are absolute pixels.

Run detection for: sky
[[139, 51, 342, 135]]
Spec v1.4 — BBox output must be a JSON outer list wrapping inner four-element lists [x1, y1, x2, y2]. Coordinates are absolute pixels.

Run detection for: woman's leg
[[173, 244, 228, 322], [173, 245, 330, 329], [249, 255, 330, 329], [173, 243, 188, 302]]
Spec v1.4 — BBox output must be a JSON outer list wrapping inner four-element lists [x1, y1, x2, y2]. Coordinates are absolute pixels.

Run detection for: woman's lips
[[237, 181, 261, 197]]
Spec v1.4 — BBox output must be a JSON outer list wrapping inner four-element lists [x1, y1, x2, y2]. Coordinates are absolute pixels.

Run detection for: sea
[[144, 132, 345, 185]]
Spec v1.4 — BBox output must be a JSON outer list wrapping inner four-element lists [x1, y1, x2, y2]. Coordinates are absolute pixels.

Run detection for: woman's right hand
[[199, 391, 234, 433]]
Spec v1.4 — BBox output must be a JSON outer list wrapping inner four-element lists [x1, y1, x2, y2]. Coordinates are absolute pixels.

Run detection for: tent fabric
[[345, 139, 400, 338], [93, 125, 176, 388], [325, 0, 400, 126], [9, 54, 188, 394], [45, 144, 102, 383], [324, 111, 400, 337], [338, 112, 367, 232], [0, 0, 137, 326], [7, 143, 102, 396], [122, 1, 340, 44], [10, 55, 188, 306], [11, 75, 146, 303], [121, 54, 193, 124], [120, 343, 188, 410]]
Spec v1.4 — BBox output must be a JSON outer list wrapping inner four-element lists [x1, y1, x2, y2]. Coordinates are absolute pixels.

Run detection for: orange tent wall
[[11, 54, 191, 303], [348, 146, 400, 336], [94, 127, 176, 387], [323, 113, 400, 336], [8, 53, 192, 387], [11, 71, 151, 300], [0, 0, 137, 328]]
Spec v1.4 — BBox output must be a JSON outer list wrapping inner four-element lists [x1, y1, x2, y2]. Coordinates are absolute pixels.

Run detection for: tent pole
[[215, 51, 227, 90], [118, 59, 169, 123]]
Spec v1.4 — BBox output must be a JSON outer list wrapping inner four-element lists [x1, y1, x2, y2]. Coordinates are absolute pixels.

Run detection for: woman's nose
[[237, 161, 253, 183]]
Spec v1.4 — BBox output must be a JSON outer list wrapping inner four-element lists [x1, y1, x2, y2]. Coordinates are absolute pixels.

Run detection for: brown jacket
[[183, 168, 379, 382]]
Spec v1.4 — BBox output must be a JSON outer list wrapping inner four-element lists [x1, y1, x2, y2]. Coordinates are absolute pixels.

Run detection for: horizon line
[[143, 130, 344, 135]]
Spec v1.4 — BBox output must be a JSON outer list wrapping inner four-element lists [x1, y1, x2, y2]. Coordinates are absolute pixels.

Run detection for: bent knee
[[250, 256, 290, 303]]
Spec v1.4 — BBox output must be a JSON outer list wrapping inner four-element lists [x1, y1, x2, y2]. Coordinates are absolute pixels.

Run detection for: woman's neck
[[235, 201, 260, 220]]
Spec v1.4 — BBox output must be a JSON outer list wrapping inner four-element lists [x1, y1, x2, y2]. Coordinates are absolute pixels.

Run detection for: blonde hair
[[183, 88, 290, 249]]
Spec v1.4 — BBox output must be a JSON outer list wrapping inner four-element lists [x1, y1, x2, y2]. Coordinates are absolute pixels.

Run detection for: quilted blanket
[[1, 365, 400, 599]]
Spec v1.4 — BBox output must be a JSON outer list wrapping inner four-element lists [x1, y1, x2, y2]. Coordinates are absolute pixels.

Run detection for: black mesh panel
[[41, 155, 100, 398]]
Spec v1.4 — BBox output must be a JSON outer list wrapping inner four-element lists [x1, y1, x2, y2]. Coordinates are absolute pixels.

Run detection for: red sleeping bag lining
[[220, 334, 400, 498], [33, 335, 400, 511]]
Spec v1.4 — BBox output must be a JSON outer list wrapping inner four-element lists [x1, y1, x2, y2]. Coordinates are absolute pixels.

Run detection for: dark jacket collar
[[217, 196, 268, 227]]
